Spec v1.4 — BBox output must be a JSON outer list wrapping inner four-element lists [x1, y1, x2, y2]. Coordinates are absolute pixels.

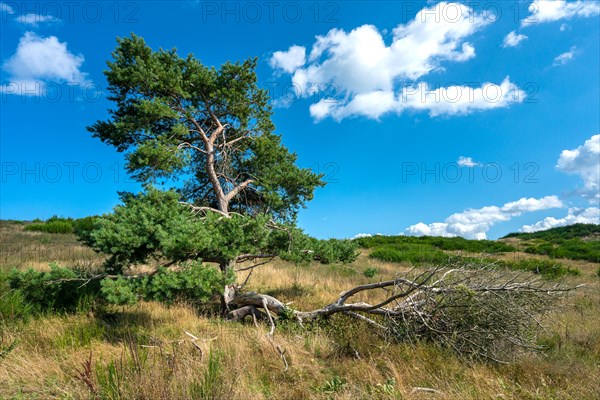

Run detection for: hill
[[501, 224, 600, 263], [502, 223, 600, 241]]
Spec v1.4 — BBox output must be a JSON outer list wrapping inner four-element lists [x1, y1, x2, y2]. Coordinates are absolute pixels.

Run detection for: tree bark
[[219, 260, 237, 314]]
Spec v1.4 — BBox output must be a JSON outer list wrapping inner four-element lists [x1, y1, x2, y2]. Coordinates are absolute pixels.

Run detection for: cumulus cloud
[[557, 134, 600, 202], [553, 46, 577, 65], [520, 207, 600, 232], [502, 31, 528, 48], [309, 77, 524, 121], [404, 196, 563, 240], [522, 0, 600, 26], [0, 32, 89, 96], [457, 156, 479, 167], [17, 13, 60, 26], [271, 2, 523, 121], [270, 45, 306, 74], [351, 233, 372, 239], [0, 2, 14, 14]]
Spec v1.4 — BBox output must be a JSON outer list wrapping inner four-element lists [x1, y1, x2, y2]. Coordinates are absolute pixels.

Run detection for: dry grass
[[1, 221, 599, 399]]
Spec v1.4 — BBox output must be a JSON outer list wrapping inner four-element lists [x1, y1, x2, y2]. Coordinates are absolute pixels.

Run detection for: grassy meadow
[[1, 220, 599, 399]]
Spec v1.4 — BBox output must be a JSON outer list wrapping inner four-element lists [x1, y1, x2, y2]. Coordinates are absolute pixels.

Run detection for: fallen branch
[[226, 266, 578, 362]]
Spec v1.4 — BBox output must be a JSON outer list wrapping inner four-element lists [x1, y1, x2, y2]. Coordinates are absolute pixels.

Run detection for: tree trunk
[[219, 260, 237, 314]]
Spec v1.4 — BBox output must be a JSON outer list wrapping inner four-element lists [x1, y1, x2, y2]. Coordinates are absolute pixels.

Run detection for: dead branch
[[226, 266, 579, 362]]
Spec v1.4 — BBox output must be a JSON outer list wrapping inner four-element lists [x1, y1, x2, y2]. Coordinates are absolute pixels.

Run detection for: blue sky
[[1, 0, 599, 239]]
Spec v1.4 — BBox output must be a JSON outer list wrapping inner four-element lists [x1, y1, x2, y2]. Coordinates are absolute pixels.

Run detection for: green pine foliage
[[6, 262, 231, 312], [101, 263, 231, 306], [7, 263, 100, 313], [80, 34, 358, 276]]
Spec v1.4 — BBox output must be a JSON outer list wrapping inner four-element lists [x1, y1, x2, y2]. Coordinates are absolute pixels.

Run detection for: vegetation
[[80, 35, 357, 316], [1, 222, 599, 399], [523, 239, 600, 263], [367, 246, 579, 279], [503, 223, 600, 240], [503, 224, 600, 263], [24, 216, 99, 236], [6, 263, 99, 313], [355, 234, 516, 253], [1, 33, 597, 399]]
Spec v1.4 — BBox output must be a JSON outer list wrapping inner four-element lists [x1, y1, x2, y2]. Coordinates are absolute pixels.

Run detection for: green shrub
[[23, 216, 100, 236], [100, 277, 138, 306], [25, 220, 73, 234], [363, 267, 378, 278], [500, 259, 579, 279], [73, 216, 99, 238], [317, 376, 346, 394], [370, 245, 449, 265], [7, 263, 100, 313], [0, 272, 34, 321], [7, 261, 230, 313], [100, 262, 230, 306], [525, 239, 599, 263], [503, 223, 600, 240], [369, 247, 404, 263], [356, 235, 515, 253]]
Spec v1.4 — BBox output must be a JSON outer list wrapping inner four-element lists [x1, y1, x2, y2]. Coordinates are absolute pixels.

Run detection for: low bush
[[0, 271, 34, 321], [7, 263, 100, 313], [101, 262, 230, 305], [503, 223, 600, 241], [356, 235, 515, 253], [23, 216, 100, 236], [363, 267, 378, 278], [25, 220, 73, 234], [525, 239, 599, 263], [501, 259, 580, 279], [7, 261, 230, 313], [369, 247, 578, 279], [370, 245, 449, 265]]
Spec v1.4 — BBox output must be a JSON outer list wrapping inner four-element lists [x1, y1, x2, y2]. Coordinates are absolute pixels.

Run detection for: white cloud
[[522, 0, 600, 26], [17, 13, 60, 26], [553, 46, 577, 65], [457, 156, 479, 167], [1, 32, 88, 96], [405, 195, 563, 240], [270, 45, 306, 74], [0, 2, 14, 14], [351, 233, 372, 239], [309, 77, 524, 121], [520, 207, 600, 232], [502, 31, 528, 48], [557, 134, 600, 202], [397, 77, 523, 117], [272, 2, 522, 121]]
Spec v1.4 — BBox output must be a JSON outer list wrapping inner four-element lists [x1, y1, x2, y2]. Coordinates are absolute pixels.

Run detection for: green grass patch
[[23, 215, 99, 236], [503, 223, 600, 241], [368, 245, 579, 279], [524, 239, 599, 263], [356, 235, 515, 253]]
